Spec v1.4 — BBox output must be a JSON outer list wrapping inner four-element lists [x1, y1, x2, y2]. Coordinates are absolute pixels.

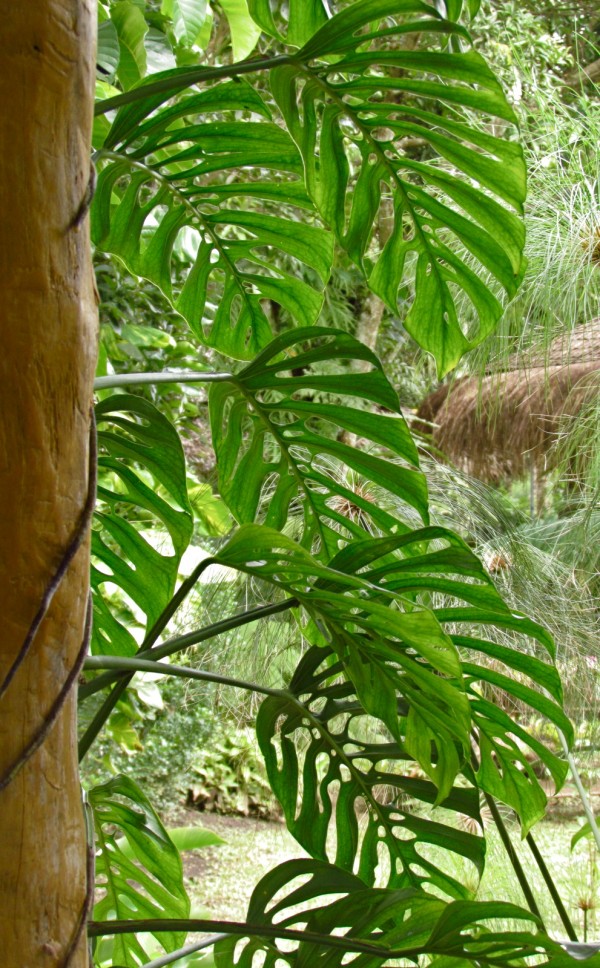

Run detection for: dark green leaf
[[268, 1, 526, 374], [214, 861, 562, 968], [93, 80, 332, 359], [209, 328, 427, 554], [256, 647, 483, 897], [92, 395, 193, 655], [212, 523, 569, 831]]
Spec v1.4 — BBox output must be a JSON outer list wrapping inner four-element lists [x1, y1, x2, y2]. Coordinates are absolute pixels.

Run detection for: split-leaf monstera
[[80, 2, 582, 967], [93, 0, 526, 373]]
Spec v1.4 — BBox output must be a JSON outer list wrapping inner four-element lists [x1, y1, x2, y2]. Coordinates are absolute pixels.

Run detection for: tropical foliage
[[77, 1, 591, 966]]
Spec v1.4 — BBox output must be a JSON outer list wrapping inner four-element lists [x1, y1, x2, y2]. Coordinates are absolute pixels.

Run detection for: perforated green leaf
[[210, 327, 426, 556], [257, 647, 483, 897], [94, 1, 526, 374], [214, 860, 567, 968], [210, 524, 569, 831], [92, 81, 333, 360], [92, 395, 193, 656], [90, 775, 190, 967], [269, 0, 526, 375]]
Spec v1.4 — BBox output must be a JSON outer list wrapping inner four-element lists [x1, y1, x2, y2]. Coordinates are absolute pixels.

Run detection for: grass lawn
[[177, 808, 598, 942]]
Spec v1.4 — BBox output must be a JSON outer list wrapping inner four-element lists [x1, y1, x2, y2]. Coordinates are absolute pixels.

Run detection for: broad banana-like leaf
[[94, 1, 526, 374], [220, 0, 262, 59], [111, 0, 148, 90], [162, 0, 209, 47], [97, 19, 120, 82], [92, 394, 193, 656], [89, 774, 190, 967], [210, 327, 427, 557]]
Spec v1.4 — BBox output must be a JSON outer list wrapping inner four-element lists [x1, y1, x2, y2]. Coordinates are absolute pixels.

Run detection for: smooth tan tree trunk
[[0, 3, 97, 965]]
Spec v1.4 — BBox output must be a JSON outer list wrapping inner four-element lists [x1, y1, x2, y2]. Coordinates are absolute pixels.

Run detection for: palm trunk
[[0, 3, 97, 965]]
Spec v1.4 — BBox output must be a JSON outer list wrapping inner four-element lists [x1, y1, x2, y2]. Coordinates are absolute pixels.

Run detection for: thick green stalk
[[86, 917, 541, 964], [86, 918, 416, 960], [79, 598, 296, 700], [94, 371, 231, 390], [84, 655, 286, 699], [484, 793, 545, 927], [526, 831, 578, 941]]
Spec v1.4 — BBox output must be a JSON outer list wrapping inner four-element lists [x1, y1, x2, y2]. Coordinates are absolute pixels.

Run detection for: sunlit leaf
[[111, 0, 148, 90], [247, 0, 330, 45], [220, 0, 262, 59], [162, 0, 209, 46]]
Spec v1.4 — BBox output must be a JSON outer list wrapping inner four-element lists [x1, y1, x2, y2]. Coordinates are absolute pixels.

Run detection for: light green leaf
[[571, 821, 594, 851], [247, 0, 330, 45], [121, 323, 176, 349], [117, 824, 225, 855], [168, 826, 226, 850], [163, 0, 209, 46], [219, 0, 262, 59], [111, 0, 149, 90], [188, 482, 233, 536]]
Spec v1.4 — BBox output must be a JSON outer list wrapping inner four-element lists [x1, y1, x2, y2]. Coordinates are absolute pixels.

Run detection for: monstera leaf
[[271, 0, 526, 374], [209, 327, 427, 557], [257, 647, 484, 898], [213, 859, 577, 968], [89, 774, 190, 967], [207, 523, 569, 832], [92, 394, 193, 656], [93, 0, 526, 375], [92, 79, 333, 360]]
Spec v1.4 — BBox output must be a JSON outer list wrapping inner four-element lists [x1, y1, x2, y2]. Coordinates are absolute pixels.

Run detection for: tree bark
[[0, 3, 97, 965]]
